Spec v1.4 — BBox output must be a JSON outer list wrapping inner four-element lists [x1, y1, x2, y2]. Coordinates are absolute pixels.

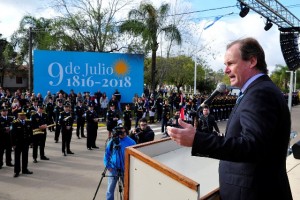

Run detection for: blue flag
[[203, 15, 223, 30]]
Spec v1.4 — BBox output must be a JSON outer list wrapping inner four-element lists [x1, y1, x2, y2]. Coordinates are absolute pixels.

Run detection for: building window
[[16, 77, 23, 84]]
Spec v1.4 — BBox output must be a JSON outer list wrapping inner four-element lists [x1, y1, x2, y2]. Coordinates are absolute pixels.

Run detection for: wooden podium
[[124, 138, 220, 200]]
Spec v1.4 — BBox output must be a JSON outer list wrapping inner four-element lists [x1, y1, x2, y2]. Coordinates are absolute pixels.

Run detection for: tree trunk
[[151, 48, 157, 92]]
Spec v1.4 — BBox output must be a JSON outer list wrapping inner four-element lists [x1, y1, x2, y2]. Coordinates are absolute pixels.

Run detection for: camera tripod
[[93, 138, 125, 200]]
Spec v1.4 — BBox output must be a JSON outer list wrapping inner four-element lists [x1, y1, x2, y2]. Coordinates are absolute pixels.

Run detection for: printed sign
[[34, 50, 144, 103]]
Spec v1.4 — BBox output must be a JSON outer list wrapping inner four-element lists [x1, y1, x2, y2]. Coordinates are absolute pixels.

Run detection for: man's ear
[[249, 56, 257, 69]]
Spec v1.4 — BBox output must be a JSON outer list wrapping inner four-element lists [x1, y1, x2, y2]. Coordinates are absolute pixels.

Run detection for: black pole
[[28, 27, 33, 92]]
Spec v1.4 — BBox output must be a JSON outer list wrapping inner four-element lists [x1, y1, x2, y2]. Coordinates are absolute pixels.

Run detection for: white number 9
[[48, 62, 63, 86]]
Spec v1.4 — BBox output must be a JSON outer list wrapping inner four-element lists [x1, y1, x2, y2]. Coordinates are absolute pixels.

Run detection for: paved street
[[0, 105, 299, 200]]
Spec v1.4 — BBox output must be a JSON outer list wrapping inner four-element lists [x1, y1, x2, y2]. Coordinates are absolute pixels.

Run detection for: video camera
[[129, 128, 143, 143], [112, 125, 125, 137], [110, 124, 125, 146], [167, 115, 181, 128]]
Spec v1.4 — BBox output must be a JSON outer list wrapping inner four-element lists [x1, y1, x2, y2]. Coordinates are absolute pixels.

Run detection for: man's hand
[[39, 124, 47, 130], [167, 118, 196, 147]]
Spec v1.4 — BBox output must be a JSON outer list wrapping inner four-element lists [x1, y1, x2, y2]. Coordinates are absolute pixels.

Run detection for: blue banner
[[34, 50, 144, 103]]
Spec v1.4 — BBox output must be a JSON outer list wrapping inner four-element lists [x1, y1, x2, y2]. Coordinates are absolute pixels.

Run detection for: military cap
[[64, 100, 71, 106], [0, 107, 8, 112], [38, 105, 44, 109], [18, 110, 26, 115], [64, 102, 71, 107]]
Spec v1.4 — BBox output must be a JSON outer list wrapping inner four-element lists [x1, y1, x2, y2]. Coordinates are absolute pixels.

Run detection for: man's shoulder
[[145, 126, 154, 132], [124, 136, 136, 145]]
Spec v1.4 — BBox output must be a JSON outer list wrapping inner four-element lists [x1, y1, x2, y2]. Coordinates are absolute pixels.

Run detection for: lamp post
[[294, 70, 297, 92], [193, 58, 197, 95], [287, 70, 294, 111], [28, 27, 33, 92]]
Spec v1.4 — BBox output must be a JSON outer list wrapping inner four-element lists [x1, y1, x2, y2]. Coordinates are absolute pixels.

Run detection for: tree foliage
[[10, 16, 56, 63], [270, 65, 292, 92], [119, 2, 182, 92], [143, 55, 224, 94], [0, 34, 22, 87]]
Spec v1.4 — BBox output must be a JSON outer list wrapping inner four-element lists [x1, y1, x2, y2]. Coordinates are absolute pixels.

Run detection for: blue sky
[[188, 0, 300, 19], [0, 0, 299, 73]]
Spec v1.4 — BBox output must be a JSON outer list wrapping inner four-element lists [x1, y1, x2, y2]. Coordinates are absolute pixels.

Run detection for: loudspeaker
[[292, 140, 300, 159], [280, 32, 300, 71]]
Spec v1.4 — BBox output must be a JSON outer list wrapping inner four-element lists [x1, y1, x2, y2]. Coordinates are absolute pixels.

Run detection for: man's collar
[[240, 73, 265, 93]]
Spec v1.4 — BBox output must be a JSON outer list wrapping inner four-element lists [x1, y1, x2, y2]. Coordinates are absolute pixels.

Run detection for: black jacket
[[130, 126, 154, 144], [192, 75, 292, 200]]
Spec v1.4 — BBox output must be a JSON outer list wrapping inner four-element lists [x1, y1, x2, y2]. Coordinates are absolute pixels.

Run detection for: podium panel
[[124, 138, 220, 200]]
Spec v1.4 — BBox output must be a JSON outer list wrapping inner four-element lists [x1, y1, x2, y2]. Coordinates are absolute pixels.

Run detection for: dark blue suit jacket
[[192, 75, 293, 200]]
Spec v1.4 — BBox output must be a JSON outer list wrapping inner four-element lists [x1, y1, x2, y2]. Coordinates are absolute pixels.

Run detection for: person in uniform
[[54, 99, 64, 143], [75, 100, 87, 139], [106, 104, 120, 138], [155, 95, 163, 122], [148, 95, 156, 124], [26, 99, 38, 119], [45, 96, 55, 132], [10, 111, 33, 177], [123, 104, 132, 133], [185, 98, 197, 125], [0, 107, 14, 168], [31, 105, 50, 163], [134, 97, 145, 128], [161, 99, 171, 136], [59, 103, 74, 156], [85, 103, 99, 150]]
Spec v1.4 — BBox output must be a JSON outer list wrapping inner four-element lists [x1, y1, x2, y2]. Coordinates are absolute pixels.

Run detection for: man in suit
[[167, 37, 292, 200]]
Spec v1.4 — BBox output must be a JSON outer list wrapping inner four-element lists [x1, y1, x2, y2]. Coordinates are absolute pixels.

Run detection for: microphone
[[200, 82, 226, 107]]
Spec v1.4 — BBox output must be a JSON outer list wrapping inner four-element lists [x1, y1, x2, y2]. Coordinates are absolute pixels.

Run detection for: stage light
[[239, 3, 250, 18], [264, 19, 273, 31]]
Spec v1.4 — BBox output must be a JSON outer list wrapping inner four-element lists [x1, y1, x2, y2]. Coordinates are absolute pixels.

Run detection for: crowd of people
[[0, 55, 299, 199], [1, 84, 299, 171]]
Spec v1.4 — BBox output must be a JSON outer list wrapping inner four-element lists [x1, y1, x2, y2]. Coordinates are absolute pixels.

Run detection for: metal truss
[[238, 0, 300, 31]]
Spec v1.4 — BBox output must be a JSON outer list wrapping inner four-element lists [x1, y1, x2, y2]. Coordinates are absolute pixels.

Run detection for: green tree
[[270, 65, 290, 92], [119, 2, 182, 92], [11, 16, 55, 63], [165, 56, 194, 93], [0, 34, 22, 87], [0, 35, 8, 87]]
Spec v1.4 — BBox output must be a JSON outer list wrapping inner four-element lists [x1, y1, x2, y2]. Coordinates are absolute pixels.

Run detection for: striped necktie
[[236, 92, 244, 104]]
